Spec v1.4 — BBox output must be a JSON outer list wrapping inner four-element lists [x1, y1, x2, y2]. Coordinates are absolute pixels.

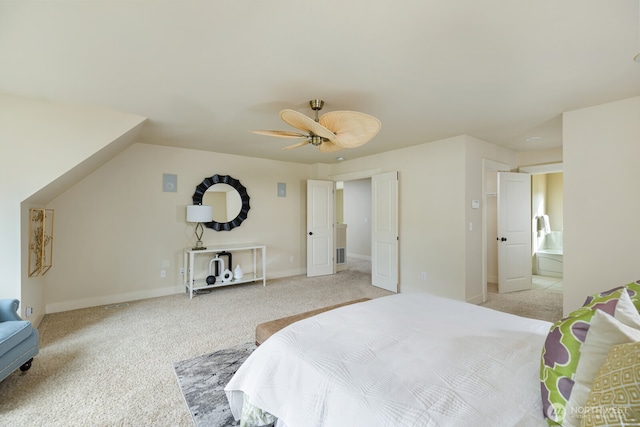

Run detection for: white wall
[[44, 143, 310, 312], [563, 96, 640, 313], [11, 105, 524, 313], [464, 136, 518, 303], [43, 135, 498, 309], [329, 135, 516, 301], [0, 94, 145, 324]]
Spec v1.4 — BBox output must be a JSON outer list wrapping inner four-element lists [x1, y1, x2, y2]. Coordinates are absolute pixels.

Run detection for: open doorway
[[484, 164, 564, 300], [336, 178, 372, 275], [529, 169, 564, 294]]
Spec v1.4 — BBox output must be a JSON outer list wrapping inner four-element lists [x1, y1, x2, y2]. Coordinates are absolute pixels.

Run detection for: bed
[[225, 292, 552, 427]]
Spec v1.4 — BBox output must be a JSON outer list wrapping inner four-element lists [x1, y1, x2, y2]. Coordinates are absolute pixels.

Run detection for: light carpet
[[0, 266, 392, 426], [0, 263, 561, 427]]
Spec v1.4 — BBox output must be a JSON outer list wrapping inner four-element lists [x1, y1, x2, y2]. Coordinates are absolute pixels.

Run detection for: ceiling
[[1, 1, 639, 164]]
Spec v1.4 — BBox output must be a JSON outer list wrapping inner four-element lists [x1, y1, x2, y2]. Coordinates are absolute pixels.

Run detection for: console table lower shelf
[[183, 243, 266, 299]]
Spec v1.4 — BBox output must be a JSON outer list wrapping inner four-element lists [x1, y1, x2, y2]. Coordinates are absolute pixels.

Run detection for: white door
[[371, 171, 398, 292], [497, 172, 532, 293], [307, 180, 334, 277]]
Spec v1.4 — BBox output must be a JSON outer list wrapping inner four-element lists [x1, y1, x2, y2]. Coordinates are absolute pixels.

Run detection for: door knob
[[308, 232, 313, 235], [501, 237, 507, 242]]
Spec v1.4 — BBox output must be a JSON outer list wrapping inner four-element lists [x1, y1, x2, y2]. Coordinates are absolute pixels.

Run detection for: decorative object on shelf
[[186, 204, 213, 250], [208, 256, 225, 280], [215, 251, 232, 276], [234, 264, 243, 280], [221, 269, 233, 282], [28, 208, 54, 277], [192, 174, 250, 231], [206, 275, 216, 285]]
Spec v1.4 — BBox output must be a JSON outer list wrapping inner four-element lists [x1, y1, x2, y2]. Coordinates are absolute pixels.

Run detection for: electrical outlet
[[289, 256, 294, 263], [160, 269, 167, 278], [421, 272, 427, 281], [179, 267, 185, 276], [25, 307, 33, 317]]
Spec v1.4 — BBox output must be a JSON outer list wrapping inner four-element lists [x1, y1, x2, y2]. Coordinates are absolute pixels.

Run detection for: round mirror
[[192, 174, 250, 231], [202, 184, 242, 223]]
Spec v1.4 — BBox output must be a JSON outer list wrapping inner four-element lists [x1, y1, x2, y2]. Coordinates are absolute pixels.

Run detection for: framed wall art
[[28, 208, 54, 277]]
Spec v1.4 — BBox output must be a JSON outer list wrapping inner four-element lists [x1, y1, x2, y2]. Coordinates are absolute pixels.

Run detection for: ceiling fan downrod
[[309, 99, 324, 122], [308, 99, 327, 145]]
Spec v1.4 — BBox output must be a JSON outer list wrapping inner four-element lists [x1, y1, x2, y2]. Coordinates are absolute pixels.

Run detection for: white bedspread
[[225, 293, 551, 427]]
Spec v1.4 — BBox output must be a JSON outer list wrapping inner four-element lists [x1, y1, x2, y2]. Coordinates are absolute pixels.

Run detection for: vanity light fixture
[[186, 204, 213, 250]]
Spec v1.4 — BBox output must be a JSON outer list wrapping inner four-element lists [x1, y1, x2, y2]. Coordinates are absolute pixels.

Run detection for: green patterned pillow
[[581, 341, 640, 427], [541, 288, 631, 426], [583, 280, 640, 312]]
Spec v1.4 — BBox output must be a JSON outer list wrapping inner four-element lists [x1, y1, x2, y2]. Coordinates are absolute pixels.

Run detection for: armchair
[[0, 299, 39, 382]]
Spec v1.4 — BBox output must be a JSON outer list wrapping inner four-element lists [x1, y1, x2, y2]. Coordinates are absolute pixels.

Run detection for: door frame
[[481, 159, 511, 303], [329, 168, 382, 277], [482, 160, 565, 302]]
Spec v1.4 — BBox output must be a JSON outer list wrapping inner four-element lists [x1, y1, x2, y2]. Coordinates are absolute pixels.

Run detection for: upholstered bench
[[255, 298, 371, 345]]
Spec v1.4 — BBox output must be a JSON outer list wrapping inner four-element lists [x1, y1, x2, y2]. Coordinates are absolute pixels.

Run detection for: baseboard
[[347, 253, 371, 261], [45, 269, 312, 314], [45, 285, 183, 314], [467, 293, 485, 305]]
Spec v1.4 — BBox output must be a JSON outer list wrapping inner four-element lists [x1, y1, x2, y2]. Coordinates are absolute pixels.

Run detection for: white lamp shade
[[186, 205, 213, 223]]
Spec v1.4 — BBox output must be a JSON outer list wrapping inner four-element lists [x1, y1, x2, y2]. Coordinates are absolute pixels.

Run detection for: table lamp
[[186, 204, 213, 250]]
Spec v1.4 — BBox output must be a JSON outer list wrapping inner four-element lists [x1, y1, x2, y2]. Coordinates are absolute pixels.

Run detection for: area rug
[[173, 342, 255, 427]]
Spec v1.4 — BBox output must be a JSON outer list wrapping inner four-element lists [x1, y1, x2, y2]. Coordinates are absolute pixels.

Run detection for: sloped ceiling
[[1, 0, 639, 164]]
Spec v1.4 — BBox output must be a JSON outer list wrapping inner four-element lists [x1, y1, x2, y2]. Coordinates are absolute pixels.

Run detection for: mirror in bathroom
[[192, 174, 251, 231]]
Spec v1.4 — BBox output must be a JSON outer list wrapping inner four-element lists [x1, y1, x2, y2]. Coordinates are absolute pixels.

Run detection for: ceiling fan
[[251, 99, 381, 152]]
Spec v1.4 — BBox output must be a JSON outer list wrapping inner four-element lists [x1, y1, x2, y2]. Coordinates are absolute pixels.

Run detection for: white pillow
[[612, 288, 640, 330], [563, 305, 640, 427]]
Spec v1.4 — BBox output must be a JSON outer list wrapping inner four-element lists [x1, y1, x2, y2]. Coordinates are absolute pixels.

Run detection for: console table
[[183, 243, 266, 299]]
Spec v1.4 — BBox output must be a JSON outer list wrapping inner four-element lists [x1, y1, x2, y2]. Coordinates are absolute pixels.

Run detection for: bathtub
[[534, 249, 563, 278]]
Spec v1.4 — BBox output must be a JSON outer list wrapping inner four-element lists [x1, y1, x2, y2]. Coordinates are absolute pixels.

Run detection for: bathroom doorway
[[484, 162, 564, 301], [530, 168, 564, 293]]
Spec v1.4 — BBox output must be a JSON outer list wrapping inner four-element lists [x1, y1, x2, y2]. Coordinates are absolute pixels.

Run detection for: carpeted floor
[[0, 264, 562, 426], [481, 279, 563, 323]]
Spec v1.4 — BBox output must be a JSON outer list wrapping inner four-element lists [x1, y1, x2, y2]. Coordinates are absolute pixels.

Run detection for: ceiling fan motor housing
[[309, 99, 324, 111]]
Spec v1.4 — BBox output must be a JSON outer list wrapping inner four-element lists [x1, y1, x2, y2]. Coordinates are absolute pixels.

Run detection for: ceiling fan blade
[[319, 111, 381, 148], [318, 140, 345, 153], [280, 109, 337, 143], [250, 130, 307, 139], [283, 140, 310, 150]]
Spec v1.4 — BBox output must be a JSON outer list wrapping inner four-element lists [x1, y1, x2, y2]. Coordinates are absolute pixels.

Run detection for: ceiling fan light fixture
[[309, 135, 325, 146], [252, 99, 381, 153]]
